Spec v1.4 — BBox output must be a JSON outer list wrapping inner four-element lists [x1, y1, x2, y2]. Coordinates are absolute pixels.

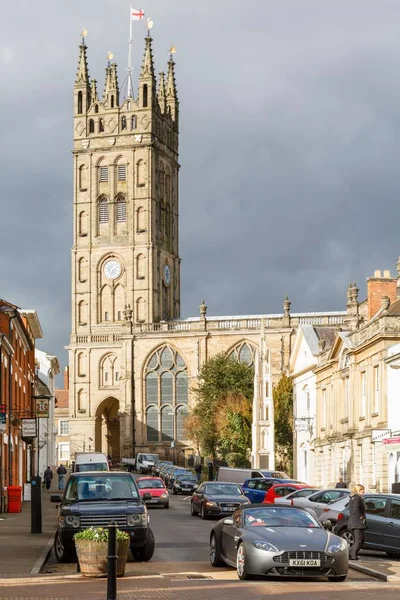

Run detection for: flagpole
[[127, 6, 133, 98]]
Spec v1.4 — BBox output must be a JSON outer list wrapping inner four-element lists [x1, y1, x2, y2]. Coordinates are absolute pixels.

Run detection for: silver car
[[285, 489, 351, 518], [274, 488, 320, 506], [318, 495, 350, 526], [209, 504, 349, 581]]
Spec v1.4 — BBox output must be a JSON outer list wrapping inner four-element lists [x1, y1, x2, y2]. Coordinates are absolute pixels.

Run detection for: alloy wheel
[[341, 530, 354, 545], [237, 543, 246, 579]]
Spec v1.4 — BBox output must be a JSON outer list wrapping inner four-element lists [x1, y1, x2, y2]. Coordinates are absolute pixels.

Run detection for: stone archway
[[95, 397, 120, 463]]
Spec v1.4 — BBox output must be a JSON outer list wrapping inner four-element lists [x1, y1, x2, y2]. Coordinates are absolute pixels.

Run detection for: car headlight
[[327, 540, 347, 553], [65, 515, 80, 528], [205, 501, 218, 507], [253, 541, 280, 552], [127, 513, 148, 527], [175, 484, 181, 488], [160, 493, 168, 498]]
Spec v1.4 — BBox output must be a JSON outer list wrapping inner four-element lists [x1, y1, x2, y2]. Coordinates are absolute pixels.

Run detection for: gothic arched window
[[144, 346, 189, 443], [98, 196, 109, 224], [100, 353, 120, 388], [229, 342, 256, 366], [121, 116, 127, 130], [77, 91, 83, 114], [143, 84, 148, 108], [116, 194, 127, 223], [131, 115, 137, 130], [89, 119, 95, 134], [99, 118, 105, 133]]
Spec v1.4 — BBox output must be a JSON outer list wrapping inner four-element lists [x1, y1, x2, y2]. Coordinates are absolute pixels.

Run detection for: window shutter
[[99, 166, 108, 182], [99, 200, 109, 223], [116, 199, 127, 222], [118, 165, 126, 181]]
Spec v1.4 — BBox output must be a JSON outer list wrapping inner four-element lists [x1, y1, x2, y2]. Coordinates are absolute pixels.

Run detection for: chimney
[[64, 366, 69, 391], [367, 270, 397, 320]]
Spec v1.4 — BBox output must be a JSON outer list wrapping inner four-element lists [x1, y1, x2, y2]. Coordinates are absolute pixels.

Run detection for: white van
[[216, 467, 289, 484], [74, 452, 109, 473], [135, 452, 159, 474]]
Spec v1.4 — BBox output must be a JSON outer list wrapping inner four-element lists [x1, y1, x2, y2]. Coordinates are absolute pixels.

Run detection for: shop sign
[[35, 397, 49, 418], [21, 418, 37, 439], [371, 429, 391, 442], [0, 404, 6, 431], [383, 436, 400, 445]]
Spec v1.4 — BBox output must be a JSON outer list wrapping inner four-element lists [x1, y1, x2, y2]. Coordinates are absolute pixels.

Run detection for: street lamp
[[30, 394, 52, 536]]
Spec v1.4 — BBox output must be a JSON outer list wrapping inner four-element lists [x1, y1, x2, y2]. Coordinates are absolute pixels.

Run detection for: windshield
[[137, 479, 165, 489], [76, 463, 108, 472], [243, 507, 321, 528], [65, 475, 140, 501], [141, 454, 158, 462], [205, 483, 242, 496], [176, 474, 196, 482]]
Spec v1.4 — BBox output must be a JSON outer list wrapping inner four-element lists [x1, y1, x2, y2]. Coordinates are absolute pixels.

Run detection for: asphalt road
[[45, 493, 374, 582]]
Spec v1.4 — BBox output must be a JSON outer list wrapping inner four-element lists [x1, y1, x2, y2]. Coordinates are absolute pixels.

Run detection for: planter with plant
[[74, 527, 130, 577]]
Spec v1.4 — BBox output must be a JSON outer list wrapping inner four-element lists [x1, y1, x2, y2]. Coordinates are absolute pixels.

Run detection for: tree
[[214, 392, 252, 458], [186, 353, 254, 458], [273, 374, 294, 474]]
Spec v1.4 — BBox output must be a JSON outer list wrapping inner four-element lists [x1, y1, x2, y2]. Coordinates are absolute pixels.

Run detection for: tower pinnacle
[[157, 72, 167, 113], [75, 43, 90, 87], [166, 53, 178, 122]]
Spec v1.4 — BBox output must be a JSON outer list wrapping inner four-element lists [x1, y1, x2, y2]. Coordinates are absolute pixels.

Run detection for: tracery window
[[229, 342, 256, 366], [145, 346, 188, 443]]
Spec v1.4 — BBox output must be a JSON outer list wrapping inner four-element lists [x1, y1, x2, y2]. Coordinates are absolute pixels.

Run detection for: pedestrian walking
[[348, 484, 366, 561], [335, 477, 346, 489], [195, 463, 202, 482], [57, 464, 67, 490], [43, 466, 53, 490]]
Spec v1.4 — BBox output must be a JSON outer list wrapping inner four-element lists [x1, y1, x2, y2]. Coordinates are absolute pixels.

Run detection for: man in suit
[[335, 477, 346, 489], [348, 484, 366, 561]]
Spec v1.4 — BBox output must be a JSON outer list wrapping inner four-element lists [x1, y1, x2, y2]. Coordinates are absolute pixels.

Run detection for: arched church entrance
[[95, 397, 120, 463]]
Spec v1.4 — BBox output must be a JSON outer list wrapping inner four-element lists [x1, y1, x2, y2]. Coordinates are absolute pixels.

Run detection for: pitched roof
[[313, 327, 337, 349], [387, 299, 400, 316], [54, 389, 69, 409]]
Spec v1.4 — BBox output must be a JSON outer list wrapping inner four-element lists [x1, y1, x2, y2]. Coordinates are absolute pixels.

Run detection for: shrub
[[74, 527, 129, 542], [225, 452, 250, 468]]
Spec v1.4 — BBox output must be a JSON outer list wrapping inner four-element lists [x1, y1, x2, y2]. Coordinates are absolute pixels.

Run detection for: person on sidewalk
[[335, 477, 346, 489], [348, 484, 366, 561], [194, 463, 202, 482], [57, 464, 67, 490], [43, 466, 53, 490]]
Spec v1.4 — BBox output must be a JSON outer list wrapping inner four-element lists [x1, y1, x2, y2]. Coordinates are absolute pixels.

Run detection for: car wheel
[[327, 575, 347, 582], [131, 528, 155, 562], [173, 488, 177, 495], [236, 542, 253, 580], [200, 503, 208, 520], [210, 533, 224, 567], [191, 501, 198, 516], [340, 529, 354, 546], [164, 502, 169, 509], [54, 531, 76, 563]]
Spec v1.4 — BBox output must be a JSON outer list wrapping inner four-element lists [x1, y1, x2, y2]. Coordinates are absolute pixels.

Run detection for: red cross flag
[[131, 7, 145, 21]]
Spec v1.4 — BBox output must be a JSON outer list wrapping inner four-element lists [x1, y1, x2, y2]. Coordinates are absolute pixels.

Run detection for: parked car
[[318, 495, 351, 526], [263, 483, 310, 504], [333, 493, 400, 556], [191, 481, 249, 519], [51, 471, 155, 563], [136, 476, 169, 508], [216, 467, 289, 484], [172, 473, 198, 495], [243, 478, 308, 504], [287, 489, 351, 518], [162, 464, 178, 484], [152, 460, 173, 476], [209, 504, 348, 581], [274, 488, 321, 506], [135, 453, 159, 474], [166, 467, 191, 488]]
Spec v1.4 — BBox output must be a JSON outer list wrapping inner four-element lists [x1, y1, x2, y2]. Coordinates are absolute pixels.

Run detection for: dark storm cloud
[[1, 0, 400, 370]]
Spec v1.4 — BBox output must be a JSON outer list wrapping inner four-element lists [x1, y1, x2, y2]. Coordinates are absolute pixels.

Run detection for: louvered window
[[99, 166, 108, 182], [98, 199, 109, 223], [118, 165, 126, 181], [116, 197, 127, 222]]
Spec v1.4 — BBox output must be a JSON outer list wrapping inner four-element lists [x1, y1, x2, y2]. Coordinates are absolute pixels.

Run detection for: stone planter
[[75, 538, 130, 577]]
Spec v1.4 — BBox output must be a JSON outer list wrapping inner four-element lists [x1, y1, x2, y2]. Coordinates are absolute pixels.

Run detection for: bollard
[[107, 522, 118, 600]]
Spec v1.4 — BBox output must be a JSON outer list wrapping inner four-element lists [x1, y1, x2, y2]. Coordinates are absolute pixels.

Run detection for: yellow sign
[[35, 398, 49, 418]]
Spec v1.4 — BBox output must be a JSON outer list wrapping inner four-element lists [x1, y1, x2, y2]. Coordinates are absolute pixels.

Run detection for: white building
[[384, 342, 400, 489]]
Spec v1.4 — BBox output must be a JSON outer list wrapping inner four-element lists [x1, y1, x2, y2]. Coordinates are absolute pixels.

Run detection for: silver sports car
[[209, 504, 349, 581]]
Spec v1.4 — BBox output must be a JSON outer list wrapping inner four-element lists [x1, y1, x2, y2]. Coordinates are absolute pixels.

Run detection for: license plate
[[222, 507, 232, 511], [289, 559, 321, 567], [182, 488, 190, 491], [145, 499, 158, 503]]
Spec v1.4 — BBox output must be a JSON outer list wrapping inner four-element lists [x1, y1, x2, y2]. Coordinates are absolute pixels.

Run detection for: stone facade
[[67, 33, 347, 467]]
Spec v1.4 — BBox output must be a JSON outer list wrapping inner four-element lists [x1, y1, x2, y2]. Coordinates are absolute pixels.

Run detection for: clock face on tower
[[163, 264, 171, 286], [103, 259, 121, 280]]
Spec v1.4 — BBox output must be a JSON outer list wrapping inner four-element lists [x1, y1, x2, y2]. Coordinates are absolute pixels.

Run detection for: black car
[[51, 471, 155, 563], [166, 467, 191, 488], [152, 460, 173, 476], [172, 473, 198, 495], [333, 493, 400, 556], [191, 481, 248, 519]]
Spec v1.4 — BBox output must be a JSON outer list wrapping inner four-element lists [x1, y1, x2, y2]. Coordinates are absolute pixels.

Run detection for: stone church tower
[[68, 34, 181, 460]]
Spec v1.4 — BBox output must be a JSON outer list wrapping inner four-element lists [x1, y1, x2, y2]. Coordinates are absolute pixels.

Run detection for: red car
[[263, 483, 309, 504], [136, 476, 170, 509]]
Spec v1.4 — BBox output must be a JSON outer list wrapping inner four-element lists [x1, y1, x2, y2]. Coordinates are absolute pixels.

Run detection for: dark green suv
[[51, 471, 155, 563]]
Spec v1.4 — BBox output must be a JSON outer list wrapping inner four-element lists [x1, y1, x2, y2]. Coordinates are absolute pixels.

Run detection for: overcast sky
[[1, 0, 400, 373]]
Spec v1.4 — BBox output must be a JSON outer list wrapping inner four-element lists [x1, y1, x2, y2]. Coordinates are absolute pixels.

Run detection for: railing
[[75, 334, 121, 344]]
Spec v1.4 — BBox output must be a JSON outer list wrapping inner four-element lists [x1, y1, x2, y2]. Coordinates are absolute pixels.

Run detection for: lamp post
[[30, 394, 52, 535]]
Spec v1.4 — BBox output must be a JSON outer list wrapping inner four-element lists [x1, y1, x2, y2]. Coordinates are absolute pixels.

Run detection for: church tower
[[68, 33, 180, 459]]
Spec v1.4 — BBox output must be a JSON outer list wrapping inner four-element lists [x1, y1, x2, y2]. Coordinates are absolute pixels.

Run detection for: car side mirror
[[142, 492, 152, 501], [223, 518, 234, 525], [322, 519, 332, 530], [51, 495, 62, 503]]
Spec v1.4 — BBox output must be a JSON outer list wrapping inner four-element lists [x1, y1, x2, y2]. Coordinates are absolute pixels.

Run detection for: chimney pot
[[374, 270, 382, 278], [383, 270, 391, 278]]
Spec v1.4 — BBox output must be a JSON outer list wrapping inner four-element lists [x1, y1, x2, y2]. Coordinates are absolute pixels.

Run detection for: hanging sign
[[35, 397, 49, 418], [21, 418, 37, 439], [0, 404, 6, 431]]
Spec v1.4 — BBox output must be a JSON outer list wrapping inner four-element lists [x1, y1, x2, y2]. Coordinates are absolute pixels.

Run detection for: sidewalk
[[0, 484, 57, 578], [348, 555, 400, 582]]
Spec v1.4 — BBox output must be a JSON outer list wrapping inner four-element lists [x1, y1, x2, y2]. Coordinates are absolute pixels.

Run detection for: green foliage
[[273, 374, 294, 474], [187, 353, 254, 458], [74, 527, 129, 542], [225, 452, 251, 468]]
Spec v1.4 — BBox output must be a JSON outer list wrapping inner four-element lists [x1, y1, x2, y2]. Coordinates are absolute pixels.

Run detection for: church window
[[121, 116, 127, 130], [131, 115, 137, 130], [127, 101, 131, 110], [99, 118, 104, 133], [100, 354, 120, 388], [94, 104, 99, 113], [104, 372, 108, 382], [144, 346, 189, 443], [110, 95, 115, 108], [229, 342, 256, 367], [89, 119, 95, 134], [116, 195, 127, 222], [143, 84, 148, 108], [77, 91, 83, 114], [98, 197, 109, 223], [118, 165, 126, 181], [99, 166, 108, 182], [146, 406, 158, 442]]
